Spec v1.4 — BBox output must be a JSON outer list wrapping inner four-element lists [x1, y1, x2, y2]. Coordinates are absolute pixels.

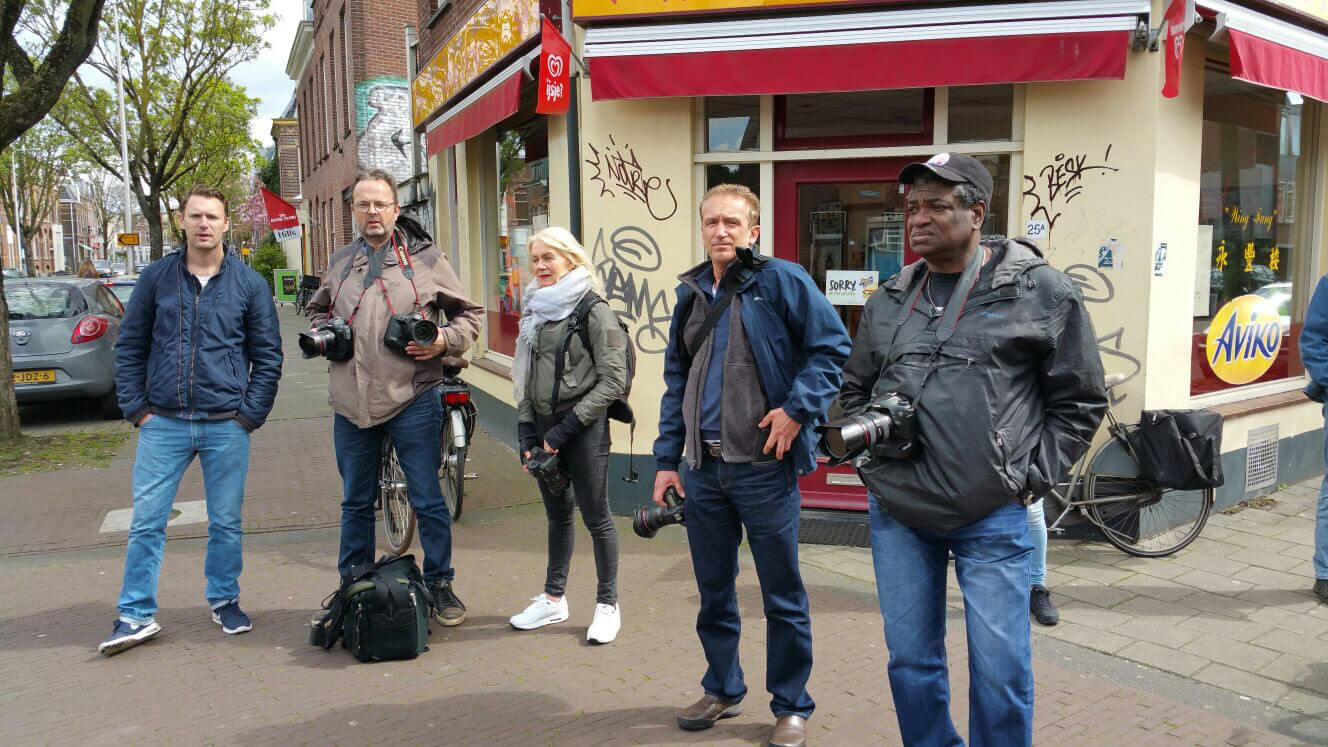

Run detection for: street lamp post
[[113, 2, 135, 273], [9, 142, 25, 276]]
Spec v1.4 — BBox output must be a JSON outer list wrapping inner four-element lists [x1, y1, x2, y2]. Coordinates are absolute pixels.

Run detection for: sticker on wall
[[825, 270, 878, 306], [1097, 238, 1122, 270], [1205, 294, 1283, 385], [1153, 242, 1168, 277], [1024, 218, 1049, 242]]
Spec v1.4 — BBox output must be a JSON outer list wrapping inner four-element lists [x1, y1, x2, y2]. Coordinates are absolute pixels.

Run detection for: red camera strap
[[332, 233, 424, 325]]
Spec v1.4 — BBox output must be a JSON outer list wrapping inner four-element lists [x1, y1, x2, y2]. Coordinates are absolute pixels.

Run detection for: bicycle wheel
[[380, 443, 416, 554], [1085, 436, 1213, 557], [440, 415, 465, 521]]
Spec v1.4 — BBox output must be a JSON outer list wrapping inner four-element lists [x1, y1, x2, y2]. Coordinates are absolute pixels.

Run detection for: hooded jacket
[[838, 238, 1108, 532], [306, 215, 483, 428]]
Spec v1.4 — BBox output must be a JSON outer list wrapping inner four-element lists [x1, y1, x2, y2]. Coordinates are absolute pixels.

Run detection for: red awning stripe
[[1202, 0, 1328, 103], [425, 73, 522, 157], [588, 31, 1130, 100]]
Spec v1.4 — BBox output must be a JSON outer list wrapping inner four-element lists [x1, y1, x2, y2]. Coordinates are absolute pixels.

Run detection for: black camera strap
[[333, 235, 426, 325], [879, 244, 985, 392], [680, 266, 744, 366]]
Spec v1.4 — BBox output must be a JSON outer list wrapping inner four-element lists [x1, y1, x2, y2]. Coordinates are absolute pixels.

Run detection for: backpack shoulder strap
[[551, 292, 605, 409]]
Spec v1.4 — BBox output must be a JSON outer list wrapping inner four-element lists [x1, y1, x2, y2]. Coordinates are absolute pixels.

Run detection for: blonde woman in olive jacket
[[510, 227, 629, 643]]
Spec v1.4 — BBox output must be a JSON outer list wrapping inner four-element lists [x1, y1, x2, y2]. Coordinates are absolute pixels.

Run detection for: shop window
[[948, 85, 1014, 143], [706, 163, 759, 193], [490, 119, 549, 357], [776, 90, 932, 149], [1192, 69, 1308, 395], [706, 97, 760, 152]]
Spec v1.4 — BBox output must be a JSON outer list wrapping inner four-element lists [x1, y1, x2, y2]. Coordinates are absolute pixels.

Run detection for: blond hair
[[700, 183, 760, 227], [528, 226, 603, 293]]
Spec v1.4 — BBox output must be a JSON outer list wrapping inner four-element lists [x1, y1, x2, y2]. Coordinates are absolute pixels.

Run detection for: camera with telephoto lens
[[299, 317, 354, 361], [633, 486, 684, 539], [524, 446, 570, 495], [383, 312, 439, 355], [816, 392, 919, 466]]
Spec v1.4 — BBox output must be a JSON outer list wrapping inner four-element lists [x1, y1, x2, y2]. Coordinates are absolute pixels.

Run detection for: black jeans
[[533, 412, 619, 605]]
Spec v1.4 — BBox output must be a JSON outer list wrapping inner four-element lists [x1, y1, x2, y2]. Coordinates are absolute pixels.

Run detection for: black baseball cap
[[899, 153, 994, 203]]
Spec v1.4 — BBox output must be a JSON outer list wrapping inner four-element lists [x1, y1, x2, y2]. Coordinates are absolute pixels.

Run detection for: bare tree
[[82, 168, 125, 259]]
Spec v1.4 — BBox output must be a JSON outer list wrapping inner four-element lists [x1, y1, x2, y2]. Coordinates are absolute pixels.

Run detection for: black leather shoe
[[1315, 579, 1328, 605], [769, 715, 807, 747], [677, 693, 743, 730], [1030, 584, 1059, 626]]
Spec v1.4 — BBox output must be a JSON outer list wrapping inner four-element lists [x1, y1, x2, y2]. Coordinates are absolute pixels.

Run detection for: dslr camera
[[633, 486, 684, 539], [524, 446, 570, 495], [383, 312, 439, 355], [816, 392, 919, 466], [299, 317, 354, 361]]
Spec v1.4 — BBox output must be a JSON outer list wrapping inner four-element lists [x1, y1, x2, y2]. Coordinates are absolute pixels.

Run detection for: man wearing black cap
[[837, 153, 1107, 745]]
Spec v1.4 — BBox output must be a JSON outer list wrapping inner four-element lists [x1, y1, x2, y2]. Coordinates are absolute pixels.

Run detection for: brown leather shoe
[[768, 715, 807, 747], [677, 693, 743, 730]]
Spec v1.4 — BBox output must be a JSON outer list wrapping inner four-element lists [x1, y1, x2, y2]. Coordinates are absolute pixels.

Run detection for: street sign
[[118, 232, 140, 246], [274, 269, 298, 303], [240, 246, 251, 256]]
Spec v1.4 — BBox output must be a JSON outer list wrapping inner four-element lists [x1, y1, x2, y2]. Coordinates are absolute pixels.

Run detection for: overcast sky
[[232, 1, 304, 148]]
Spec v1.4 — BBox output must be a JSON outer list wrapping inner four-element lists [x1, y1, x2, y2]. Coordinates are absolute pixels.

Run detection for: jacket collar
[[883, 238, 1047, 295], [677, 255, 765, 296]]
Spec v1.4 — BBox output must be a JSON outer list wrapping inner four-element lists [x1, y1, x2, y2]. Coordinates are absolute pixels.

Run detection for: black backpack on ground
[[308, 554, 432, 662]]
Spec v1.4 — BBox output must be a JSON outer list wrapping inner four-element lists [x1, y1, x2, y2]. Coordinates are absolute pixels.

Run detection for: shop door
[[774, 158, 914, 511]]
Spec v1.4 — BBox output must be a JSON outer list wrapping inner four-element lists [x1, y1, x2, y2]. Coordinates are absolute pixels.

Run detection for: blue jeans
[[1315, 402, 1328, 580], [1027, 499, 1047, 587], [117, 415, 251, 624], [682, 457, 815, 719], [868, 498, 1034, 747], [335, 390, 453, 583]]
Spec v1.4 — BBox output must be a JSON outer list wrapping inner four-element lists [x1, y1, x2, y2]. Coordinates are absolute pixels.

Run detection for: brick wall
[[295, 0, 414, 274]]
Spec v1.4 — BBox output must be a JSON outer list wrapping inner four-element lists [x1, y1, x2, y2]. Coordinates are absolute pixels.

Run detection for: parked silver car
[[7, 278, 125, 417]]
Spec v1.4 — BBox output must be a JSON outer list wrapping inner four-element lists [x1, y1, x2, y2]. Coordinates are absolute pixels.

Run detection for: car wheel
[[99, 391, 122, 419]]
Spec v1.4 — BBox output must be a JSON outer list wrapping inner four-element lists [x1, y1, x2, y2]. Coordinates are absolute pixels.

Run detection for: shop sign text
[[1205, 294, 1283, 385]]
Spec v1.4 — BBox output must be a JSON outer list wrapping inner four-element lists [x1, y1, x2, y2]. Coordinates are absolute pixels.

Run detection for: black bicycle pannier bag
[[1126, 409, 1224, 490]]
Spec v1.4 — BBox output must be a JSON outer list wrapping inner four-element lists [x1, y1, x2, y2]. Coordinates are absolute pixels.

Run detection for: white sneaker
[[509, 594, 569, 630], [586, 603, 620, 644]]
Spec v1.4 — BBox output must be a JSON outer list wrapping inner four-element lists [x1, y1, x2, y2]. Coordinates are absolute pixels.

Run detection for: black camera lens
[[408, 317, 438, 345], [821, 411, 893, 461], [299, 328, 335, 359], [632, 504, 685, 538]]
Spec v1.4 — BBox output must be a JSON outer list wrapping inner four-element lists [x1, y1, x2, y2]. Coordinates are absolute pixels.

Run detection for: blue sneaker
[[98, 619, 161, 656], [211, 601, 252, 634]]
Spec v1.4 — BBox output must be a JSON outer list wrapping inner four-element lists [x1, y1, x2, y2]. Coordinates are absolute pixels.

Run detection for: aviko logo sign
[[1206, 295, 1283, 385]]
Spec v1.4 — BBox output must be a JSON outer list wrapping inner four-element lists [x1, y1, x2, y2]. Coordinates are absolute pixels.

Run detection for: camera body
[[383, 312, 439, 354], [816, 392, 919, 466], [299, 317, 355, 361], [633, 486, 684, 539], [524, 446, 570, 495]]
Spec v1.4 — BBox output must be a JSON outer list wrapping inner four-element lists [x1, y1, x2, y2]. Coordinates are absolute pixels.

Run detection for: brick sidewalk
[[0, 509, 1308, 745]]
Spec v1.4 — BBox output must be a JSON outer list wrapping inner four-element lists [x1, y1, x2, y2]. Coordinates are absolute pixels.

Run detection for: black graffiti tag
[[592, 226, 674, 354], [1065, 263, 1140, 405], [1022, 146, 1118, 248], [585, 136, 679, 222]]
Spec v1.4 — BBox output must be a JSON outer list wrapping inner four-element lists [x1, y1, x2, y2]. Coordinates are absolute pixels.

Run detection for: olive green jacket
[[517, 299, 629, 426]]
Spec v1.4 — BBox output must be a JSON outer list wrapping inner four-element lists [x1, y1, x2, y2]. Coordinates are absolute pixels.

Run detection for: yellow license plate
[[13, 369, 56, 384]]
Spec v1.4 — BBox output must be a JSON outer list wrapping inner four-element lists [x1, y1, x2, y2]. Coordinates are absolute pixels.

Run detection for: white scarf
[[512, 267, 592, 404]]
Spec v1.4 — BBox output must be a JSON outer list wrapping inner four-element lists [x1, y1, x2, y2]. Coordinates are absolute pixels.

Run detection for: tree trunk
[[0, 274, 22, 439], [139, 190, 165, 261]]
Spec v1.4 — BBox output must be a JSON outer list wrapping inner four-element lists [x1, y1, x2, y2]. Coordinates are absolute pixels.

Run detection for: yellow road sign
[[118, 232, 140, 246]]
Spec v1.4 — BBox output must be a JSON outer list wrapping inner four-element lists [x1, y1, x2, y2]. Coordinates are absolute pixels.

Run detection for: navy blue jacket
[[1300, 274, 1328, 401], [654, 256, 852, 476], [115, 250, 283, 431]]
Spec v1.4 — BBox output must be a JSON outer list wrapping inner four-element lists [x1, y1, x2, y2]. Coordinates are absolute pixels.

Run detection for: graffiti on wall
[[585, 136, 679, 221], [1065, 263, 1141, 405], [1023, 146, 1119, 250], [356, 76, 411, 183], [590, 225, 675, 354]]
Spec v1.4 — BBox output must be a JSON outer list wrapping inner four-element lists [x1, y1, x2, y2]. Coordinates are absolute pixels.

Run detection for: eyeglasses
[[353, 201, 395, 214]]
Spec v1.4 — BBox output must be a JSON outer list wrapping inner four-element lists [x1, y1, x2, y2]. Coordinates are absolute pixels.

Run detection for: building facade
[[412, 0, 1328, 513], [286, 0, 418, 276]]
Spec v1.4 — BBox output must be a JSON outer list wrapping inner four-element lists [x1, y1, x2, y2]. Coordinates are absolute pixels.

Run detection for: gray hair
[[910, 174, 986, 209], [352, 167, 398, 196]]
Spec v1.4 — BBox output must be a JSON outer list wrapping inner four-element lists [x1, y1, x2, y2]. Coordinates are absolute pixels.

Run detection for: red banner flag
[[536, 18, 572, 115], [259, 186, 302, 242], [1162, 0, 1196, 99]]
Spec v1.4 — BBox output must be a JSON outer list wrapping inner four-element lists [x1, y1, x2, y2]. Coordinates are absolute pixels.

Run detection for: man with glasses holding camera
[[306, 168, 482, 626], [836, 153, 1107, 745], [652, 184, 851, 747]]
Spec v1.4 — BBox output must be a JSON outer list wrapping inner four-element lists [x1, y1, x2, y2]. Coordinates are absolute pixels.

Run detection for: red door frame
[[774, 157, 916, 511]]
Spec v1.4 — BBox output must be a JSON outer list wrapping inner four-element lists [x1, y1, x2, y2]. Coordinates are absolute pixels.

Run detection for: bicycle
[[379, 358, 477, 554], [295, 274, 320, 316], [1042, 373, 1215, 557]]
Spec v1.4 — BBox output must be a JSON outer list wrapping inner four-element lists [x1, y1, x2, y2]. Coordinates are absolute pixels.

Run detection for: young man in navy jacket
[[100, 185, 282, 655]]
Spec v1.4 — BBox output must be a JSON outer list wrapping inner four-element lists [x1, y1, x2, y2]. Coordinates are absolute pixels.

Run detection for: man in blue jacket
[[1300, 275, 1328, 604], [652, 184, 851, 747], [99, 185, 283, 656]]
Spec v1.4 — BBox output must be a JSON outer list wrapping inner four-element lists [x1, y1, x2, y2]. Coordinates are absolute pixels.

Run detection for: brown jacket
[[306, 216, 482, 427]]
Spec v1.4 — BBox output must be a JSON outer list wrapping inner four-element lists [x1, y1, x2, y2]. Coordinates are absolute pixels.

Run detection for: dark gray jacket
[[839, 239, 1108, 532]]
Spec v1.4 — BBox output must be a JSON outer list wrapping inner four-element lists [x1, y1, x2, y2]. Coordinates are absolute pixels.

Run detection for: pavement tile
[[1116, 641, 1209, 677], [1260, 654, 1328, 697], [1234, 566, 1316, 591], [1040, 620, 1132, 655], [1114, 596, 1201, 625], [1177, 613, 1271, 643], [1252, 629, 1328, 660], [1179, 635, 1281, 673], [1115, 618, 1201, 650], [1172, 568, 1257, 597], [1220, 530, 1296, 555], [1046, 577, 1137, 609], [1229, 548, 1307, 573], [1055, 599, 1137, 632], [1243, 605, 1328, 639], [1192, 663, 1290, 703], [1123, 574, 1209, 604], [1057, 559, 1138, 586], [1278, 687, 1328, 717]]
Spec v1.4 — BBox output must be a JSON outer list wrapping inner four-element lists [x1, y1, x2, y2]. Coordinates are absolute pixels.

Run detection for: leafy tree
[[257, 152, 278, 194], [44, 0, 272, 260], [77, 167, 128, 259], [249, 239, 284, 294], [0, 116, 80, 272]]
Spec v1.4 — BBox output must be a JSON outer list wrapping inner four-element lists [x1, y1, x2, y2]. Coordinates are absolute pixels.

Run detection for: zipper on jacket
[[188, 273, 201, 411]]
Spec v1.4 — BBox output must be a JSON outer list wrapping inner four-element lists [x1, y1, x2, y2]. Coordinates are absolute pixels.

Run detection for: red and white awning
[[424, 50, 538, 157], [584, 0, 1148, 100], [1202, 0, 1328, 103]]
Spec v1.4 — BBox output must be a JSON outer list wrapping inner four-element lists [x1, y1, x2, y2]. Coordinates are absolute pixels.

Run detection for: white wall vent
[[1245, 424, 1279, 494]]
